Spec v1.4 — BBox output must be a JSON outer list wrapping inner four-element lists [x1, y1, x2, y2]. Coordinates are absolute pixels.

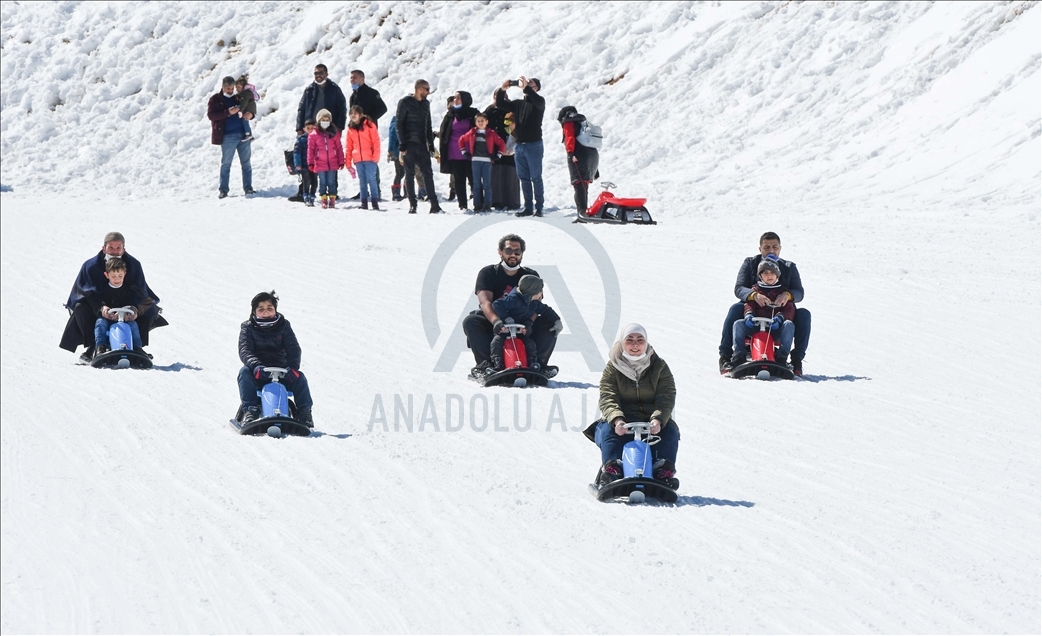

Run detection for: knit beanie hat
[[315, 108, 333, 124], [757, 256, 781, 278], [517, 275, 543, 299]]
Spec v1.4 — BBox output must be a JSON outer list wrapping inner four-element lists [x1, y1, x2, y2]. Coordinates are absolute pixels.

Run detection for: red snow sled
[[729, 316, 795, 380], [478, 323, 548, 388], [575, 182, 656, 225]]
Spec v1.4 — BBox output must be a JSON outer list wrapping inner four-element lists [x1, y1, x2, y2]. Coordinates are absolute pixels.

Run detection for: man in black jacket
[[348, 69, 387, 200], [718, 232, 812, 376], [395, 79, 442, 214], [290, 64, 347, 202], [60, 231, 167, 362], [495, 76, 545, 216]]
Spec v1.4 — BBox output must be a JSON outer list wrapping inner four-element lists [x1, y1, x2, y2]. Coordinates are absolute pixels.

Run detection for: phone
[[508, 79, 521, 87]]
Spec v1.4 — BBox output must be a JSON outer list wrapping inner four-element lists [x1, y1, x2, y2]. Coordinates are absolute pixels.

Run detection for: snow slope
[[1, 1, 1040, 633]]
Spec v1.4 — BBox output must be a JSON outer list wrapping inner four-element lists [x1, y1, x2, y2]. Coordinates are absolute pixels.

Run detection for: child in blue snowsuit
[[489, 274, 549, 372], [238, 291, 315, 427], [294, 119, 317, 206]]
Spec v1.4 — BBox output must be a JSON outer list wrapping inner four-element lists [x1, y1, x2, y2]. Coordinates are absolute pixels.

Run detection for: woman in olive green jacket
[[583, 323, 680, 486]]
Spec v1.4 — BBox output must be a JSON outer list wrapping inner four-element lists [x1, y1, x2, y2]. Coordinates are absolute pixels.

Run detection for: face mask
[[453, 104, 462, 110], [320, 121, 330, 129], [315, 79, 326, 86], [351, 83, 359, 91], [622, 350, 647, 361], [501, 261, 520, 273]]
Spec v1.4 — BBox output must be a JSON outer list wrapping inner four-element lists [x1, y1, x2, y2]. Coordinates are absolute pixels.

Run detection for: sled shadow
[[153, 362, 203, 372], [672, 495, 755, 508], [308, 432, 353, 440], [799, 374, 872, 383], [547, 380, 598, 389]]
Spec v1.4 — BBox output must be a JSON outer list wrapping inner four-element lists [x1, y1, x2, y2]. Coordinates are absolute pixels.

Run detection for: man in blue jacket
[[60, 232, 167, 362], [718, 232, 812, 376]]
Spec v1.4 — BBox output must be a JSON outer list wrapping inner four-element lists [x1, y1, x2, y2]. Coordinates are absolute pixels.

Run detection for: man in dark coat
[[348, 69, 388, 200], [718, 232, 812, 376], [395, 79, 442, 214], [461, 233, 561, 378], [60, 232, 167, 362], [207, 76, 254, 198], [495, 76, 545, 216], [290, 64, 348, 201]]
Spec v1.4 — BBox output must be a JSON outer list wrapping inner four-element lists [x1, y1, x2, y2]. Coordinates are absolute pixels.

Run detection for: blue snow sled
[[589, 422, 678, 504], [90, 307, 152, 370], [229, 367, 312, 438]]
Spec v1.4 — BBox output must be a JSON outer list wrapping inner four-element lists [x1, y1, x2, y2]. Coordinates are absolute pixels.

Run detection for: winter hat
[[530, 78, 541, 90], [557, 106, 578, 124], [251, 290, 279, 312], [315, 108, 333, 123], [757, 256, 781, 278], [517, 275, 543, 299]]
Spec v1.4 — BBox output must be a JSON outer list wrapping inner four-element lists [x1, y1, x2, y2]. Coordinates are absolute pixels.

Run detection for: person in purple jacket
[[439, 91, 479, 210]]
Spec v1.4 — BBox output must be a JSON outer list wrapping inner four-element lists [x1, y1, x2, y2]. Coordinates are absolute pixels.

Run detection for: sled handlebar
[[599, 181, 617, 189], [623, 422, 661, 446], [264, 366, 288, 381], [750, 316, 774, 332], [501, 323, 526, 334], [109, 307, 136, 322]]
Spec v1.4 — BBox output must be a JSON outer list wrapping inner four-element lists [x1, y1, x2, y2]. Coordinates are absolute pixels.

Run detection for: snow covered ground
[[1, 1, 1039, 633]]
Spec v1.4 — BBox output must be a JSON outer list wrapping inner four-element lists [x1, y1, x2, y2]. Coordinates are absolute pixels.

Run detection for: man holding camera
[[495, 76, 545, 217]]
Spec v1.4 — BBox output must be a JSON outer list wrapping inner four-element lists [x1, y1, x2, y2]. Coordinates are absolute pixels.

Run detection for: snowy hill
[[1, 1, 1040, 633]]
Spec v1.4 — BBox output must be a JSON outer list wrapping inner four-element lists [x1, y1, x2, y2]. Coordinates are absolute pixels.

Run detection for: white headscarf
[[609, 323, 655, 381]]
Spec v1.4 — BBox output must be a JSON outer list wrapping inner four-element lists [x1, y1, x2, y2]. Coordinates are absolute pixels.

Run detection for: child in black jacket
[[237, 291, 314, 427]]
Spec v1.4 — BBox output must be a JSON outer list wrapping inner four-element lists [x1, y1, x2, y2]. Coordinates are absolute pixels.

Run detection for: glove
[[492, 319, 504, 333], [461, 151, 470, 159], [550, 319, 564, 333], [504, 317, 515, 325], [286, 367, 301, 380], [494, 152, 503, 162], [771, 315, 784, 331], [253, 366, 266, 380], [308, 165, 315, 173], [348, 167, 357, 178], [744, 315, 755, 329]]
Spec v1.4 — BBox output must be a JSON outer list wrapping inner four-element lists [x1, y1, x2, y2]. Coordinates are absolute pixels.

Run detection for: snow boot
[[321, 196, 329, 209], [241, 405, 261, 424], [391, 185, 402, 201], [328, 196, 336, 209], [94, 344, 111, 358], [79, 346, 95, 364], [490, 354, 504, 372], [372, 200, 380, 210], [598, 460, 623, 486], [360, 199, 369, 210], [790, 355, 803, 377], [297, 408, 314, 428], [730, 353, 746, 369]]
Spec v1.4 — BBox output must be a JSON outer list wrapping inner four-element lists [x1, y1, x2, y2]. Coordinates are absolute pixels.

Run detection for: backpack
[[576, 119, 603, 148]]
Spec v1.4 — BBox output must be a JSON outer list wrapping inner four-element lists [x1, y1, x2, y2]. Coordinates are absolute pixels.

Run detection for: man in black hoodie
[[496, 76, 545, 216], [396, 79, 443, 214], [348, 69, 387, 200]]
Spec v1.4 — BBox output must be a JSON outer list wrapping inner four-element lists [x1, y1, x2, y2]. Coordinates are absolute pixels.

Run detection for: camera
[[507, 79, 521, 87]]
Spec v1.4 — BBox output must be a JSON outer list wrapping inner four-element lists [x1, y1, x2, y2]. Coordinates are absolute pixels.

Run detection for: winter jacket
[[344, 119, 381, 166], [459, 127, 507, 159], [743, 284, 797, 322], [308, 128, 345, 172], [349, 83, 388, 122], [584, 351, 676, 440], [491, 288, 550, 330], [207, 91, 238, 145], [237, 90, 257, 118], [293, 133, 310, 171], [296, 80, 348, 132], [395, 95, 436, 150], [734, 255, 805, 303], [562, 119, 599, 183], [439, 92, 479, 170], [494, 86, 545, 143], [95, 283, 151, 320], [238, 313, 302, 370], [65, 251, 161, 318]]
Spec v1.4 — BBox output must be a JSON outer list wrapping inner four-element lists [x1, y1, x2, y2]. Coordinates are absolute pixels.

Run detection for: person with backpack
[[556, 106, 600, 218]]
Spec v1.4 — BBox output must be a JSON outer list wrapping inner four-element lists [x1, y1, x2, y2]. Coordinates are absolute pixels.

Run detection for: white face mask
[[315, 79, 327, 86], [622, 350, 647, 361], [501, 261, 520, 273], [319, 121, 330, 129]]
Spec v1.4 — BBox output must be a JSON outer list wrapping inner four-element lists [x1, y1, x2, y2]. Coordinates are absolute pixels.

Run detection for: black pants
[[572, 180, 590, 214], [462, 310, 557, 367], [301, 168, 317, 198], [448, 159, 471, 209], [392, 157, 405, 189], [403, 142, 439, 209]]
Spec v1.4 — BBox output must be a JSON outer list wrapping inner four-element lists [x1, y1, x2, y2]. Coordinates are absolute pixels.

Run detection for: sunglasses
[[501, 248, 523, 256]]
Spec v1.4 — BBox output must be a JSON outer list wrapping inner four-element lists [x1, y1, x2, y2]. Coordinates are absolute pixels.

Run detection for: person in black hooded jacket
[[557, 106, 600, 217], [439, 91, 479, 209], [237, 291, 315, 426]]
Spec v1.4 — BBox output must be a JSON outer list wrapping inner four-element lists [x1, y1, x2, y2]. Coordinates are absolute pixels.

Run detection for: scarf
[[609, 340, 655, 382]]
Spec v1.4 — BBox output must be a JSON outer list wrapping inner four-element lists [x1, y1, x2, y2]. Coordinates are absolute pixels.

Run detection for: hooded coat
[[439, 91, 479, 173], [308, 124, 345, 172]]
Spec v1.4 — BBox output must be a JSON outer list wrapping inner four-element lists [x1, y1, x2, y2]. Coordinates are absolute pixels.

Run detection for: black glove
[[492, 319, 504, 333]]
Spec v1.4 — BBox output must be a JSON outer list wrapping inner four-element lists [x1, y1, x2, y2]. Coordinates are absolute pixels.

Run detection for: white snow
[[1, 1, 1039, 633]]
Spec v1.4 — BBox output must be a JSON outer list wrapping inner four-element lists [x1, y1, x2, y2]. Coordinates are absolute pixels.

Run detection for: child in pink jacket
[[307, 108, 345, 209], [344, 105, 382, 210]]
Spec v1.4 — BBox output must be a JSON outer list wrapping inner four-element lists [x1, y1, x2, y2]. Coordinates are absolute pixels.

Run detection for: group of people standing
[[207, 65, 600, 218]]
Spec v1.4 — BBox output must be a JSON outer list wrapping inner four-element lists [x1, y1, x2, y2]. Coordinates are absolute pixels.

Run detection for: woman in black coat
[[439, 91, 479, 208]]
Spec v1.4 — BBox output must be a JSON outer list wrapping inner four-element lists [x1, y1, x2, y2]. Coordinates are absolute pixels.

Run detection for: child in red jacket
[[307, 108, 345, 209], [459, 113, 507, 212], [731, 256, 797, 367]]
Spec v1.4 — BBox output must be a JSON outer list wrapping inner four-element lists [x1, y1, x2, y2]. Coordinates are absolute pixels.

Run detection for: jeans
[[471, 161, 492, 209], [514, 141, 544, 212], [94, 318, 142, 348], [219, 134, 253, 193], [237, 366, 314, 410], [719, 302, 811, 361], [593, 420, 680, 466], [318, 170, 337, 196], [733, 319, 795, 358], [356, 161, 379, 201]]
